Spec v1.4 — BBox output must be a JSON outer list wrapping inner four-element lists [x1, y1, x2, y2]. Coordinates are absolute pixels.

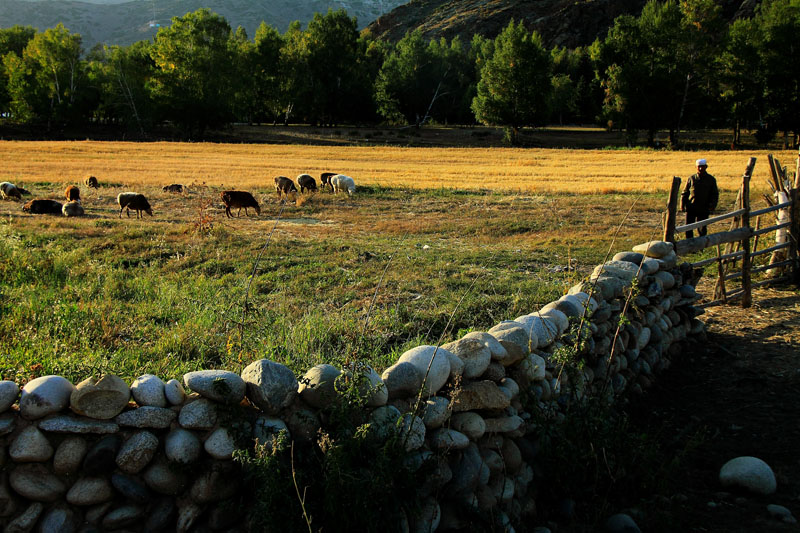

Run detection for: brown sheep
[[65, 185, 81, 202], [297, 174, 317, 193], [22, 199, 63, 214], [162, 184, 184, 193], [85, 176, 99, 188], [221, 190, 260, 218], [117, 192, 153, 219], [320, 172, 337, 191], [274, 176, 298, 201]]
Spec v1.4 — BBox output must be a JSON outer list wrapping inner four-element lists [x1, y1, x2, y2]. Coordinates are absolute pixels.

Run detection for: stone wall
[[0, 240, 706, 532]]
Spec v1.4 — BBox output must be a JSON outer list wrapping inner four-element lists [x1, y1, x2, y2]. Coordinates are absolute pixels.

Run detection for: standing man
[[681, 158, 719, 238]]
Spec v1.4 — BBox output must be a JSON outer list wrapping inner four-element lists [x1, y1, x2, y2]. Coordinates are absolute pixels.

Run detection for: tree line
[[0, 0, 797, 146]]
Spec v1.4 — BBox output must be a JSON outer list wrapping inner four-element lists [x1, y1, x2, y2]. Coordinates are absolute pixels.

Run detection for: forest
[[0, 0, 798, 147]]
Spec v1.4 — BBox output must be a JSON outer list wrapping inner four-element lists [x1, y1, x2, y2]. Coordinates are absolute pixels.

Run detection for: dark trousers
[[685, 208, 710, 239]]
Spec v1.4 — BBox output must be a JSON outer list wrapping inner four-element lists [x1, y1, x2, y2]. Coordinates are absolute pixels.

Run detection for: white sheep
[[0, 182, 22, 201], [331, 174, 356, 196], [62, 200, 85, 217]]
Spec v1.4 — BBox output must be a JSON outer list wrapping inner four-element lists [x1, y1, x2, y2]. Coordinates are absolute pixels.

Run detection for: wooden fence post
[[664, 177, 681, 244], [741, 157, 756, 308], [790, 188, 800, 285]]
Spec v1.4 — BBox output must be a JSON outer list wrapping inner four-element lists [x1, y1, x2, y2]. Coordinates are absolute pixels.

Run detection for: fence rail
[[664, 151, 800, 308]]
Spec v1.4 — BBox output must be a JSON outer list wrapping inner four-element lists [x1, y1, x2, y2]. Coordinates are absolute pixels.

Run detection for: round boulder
[[719, 456, 777, 495], [183, 370, 245, 404], [240, 359, 298, 415], [130, 375, 167, 408], [19, 375, 75, 420], [441, 337, 491, 379], [0, 380, 20, 413], [298, 364, 341, 409], [70, 375, 130, 419], [396, 345, 453, 396]]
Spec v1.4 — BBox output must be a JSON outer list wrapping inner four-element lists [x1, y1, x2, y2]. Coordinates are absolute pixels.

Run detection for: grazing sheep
[[117, 192, 153, 219], [1, 182, 22, 200], [297, 174, 317, 193], [62, 200, 85, 217], [320, 172, 337, 191], [22, 199, 63, 214], [85, 176, 99, 188], [221, 190, 260, 218], [274, 176, 298, 202], [162, 184, 184, 193], [65, 185, 81, 202], [331, 174, 356, 196]]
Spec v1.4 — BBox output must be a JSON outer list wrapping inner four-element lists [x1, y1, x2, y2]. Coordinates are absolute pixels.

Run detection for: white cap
[[696, 158, 707, 166]]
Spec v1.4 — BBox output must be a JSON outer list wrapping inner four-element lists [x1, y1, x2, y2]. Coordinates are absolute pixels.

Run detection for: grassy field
[[0, 140, 795, 385]]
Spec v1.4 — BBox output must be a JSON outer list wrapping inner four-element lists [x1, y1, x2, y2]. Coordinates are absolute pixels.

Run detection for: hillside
[[365, 0, 762, 48], [0, 0, 406, 51]]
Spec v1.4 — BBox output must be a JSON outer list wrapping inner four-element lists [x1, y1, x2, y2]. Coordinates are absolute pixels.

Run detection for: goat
[[0, 182, 22, 200], [62, 200, 85, 217], [297, 174, 317, 193], [221, 190, 260, 218], [162, 184, 184, 193], [22, 199, 63, 214], [85, 176, 99, 188], [274, 176, 298, 202], [320, 172, 337, 191], [117, 192, 153, 219], [65, 185, 81, 202], [331, 174, 356, 196]]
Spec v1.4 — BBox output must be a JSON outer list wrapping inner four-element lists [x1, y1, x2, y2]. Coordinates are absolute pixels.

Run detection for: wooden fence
[[662, 153, 800, 308]]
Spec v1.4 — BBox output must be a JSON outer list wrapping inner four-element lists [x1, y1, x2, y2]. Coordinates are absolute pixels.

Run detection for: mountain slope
[[0, 0, 406, 51], [366, 0, 762, 48]]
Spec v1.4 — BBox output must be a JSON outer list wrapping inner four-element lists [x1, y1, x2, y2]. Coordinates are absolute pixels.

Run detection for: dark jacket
[[681, 171, 718, 212]]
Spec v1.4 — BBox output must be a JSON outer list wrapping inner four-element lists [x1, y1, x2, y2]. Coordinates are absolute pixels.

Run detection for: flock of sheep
[[0, 172, 357, 220]]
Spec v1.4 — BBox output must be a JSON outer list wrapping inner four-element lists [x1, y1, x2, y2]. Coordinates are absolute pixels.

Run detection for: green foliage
[[149, 9, 238, 136], [471, 20, 552, 143]]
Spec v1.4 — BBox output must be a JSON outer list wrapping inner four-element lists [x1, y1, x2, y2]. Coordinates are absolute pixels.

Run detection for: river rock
[[633, 240, 674, 258], [37, 415, 118, 434], [612, 251, 644, 265], [285, 406, 320, 442], [655, 271, 676, 290], [641, 257, 660, 274], [116, 431, 159, 474], [253, 415, 289, 448], [369, 405, 402, 441], [69, 375, 130, 419], [450, 412, 486, 440], [429, 428, 469, 450], [462, 331, 509, 363], [398, 414, 426, 451], [115, 406, 176, 428], [538, 308, 569, 336], [143, 457, 187, 495], [519, 354, 547, 382], [719, 456, 777, 495], [165, 428, 201, 464], [298, 364, 341, 409], [605, 512, 642, 532], [766, 504, 797, 524], [0, 415, 14, 436], [164, 379, 186, 405], [9, 464, 66, 502], [183, 370, 245, 404], [82, 435, 122, 475], [381, 362, 422, 400], [0, 381, 20, 413], [53, 437, 88, 475], [66, 477, 113, 506], [144, 498, 175, 530], [190, 466, 238, 504], [204, 428, 236, 460], [442, 337, 491, 379], [178, 398, 217, 429], [487, 322, 532, 365], [452, 381, 510, 412], [397, 345, 453, 396], [10, 426, 53, 462], [38, 504, 75, 533], [422, 396, 450, 429], [102, 505, 146, 530], [110, 473, 151, 505], [241, 359, 298, 414], [484, 416, 524, 434], [19, 375, 75, 420], [130, 374, 167, 407]]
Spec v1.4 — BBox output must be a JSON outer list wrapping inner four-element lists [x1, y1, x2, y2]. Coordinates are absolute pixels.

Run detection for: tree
[[3, 24, 92, 128], [471, 21, 552, 143], [0, 25, 36, 115], [245, 22, 286, 123], [718, 17, 763, 146], [149, 9, 238, 136]]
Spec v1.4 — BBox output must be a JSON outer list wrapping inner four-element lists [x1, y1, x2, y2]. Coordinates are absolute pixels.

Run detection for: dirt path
[[627, 283, 800, 532]]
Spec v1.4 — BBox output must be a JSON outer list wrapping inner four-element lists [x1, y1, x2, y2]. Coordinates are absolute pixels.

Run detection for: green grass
[[0, 186, 674, 384]]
